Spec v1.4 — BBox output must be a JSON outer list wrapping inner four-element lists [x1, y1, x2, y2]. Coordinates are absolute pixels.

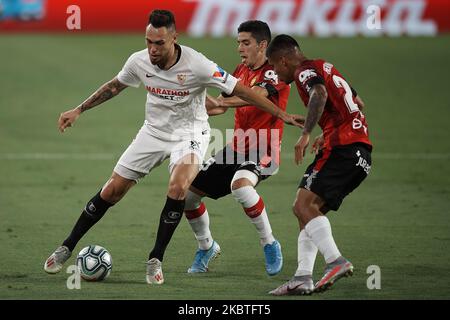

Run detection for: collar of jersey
[[164, 43, 182, 71]]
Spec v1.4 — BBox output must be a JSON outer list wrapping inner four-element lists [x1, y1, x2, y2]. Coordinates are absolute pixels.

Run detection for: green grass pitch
[[0, 34, 449, 299]]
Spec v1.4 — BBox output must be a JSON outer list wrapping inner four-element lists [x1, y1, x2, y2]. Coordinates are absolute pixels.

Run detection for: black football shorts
[[299, 143, 372, 211], [191, 145, 277, 199]]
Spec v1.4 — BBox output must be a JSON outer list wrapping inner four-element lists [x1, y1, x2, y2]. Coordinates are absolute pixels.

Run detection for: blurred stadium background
[[1, 0, 449, 300]]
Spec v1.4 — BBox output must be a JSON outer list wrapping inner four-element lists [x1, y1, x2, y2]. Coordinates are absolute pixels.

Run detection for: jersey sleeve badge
[[212, 65, 229, 83], [298, 69, 318, 84]]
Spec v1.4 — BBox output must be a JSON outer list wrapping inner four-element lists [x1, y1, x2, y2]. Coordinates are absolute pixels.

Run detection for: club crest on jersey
[[177, 74, 186, 85], [212, 65, 228, 83], [299, 69, 317, 84], [250, 77, 257, 86]]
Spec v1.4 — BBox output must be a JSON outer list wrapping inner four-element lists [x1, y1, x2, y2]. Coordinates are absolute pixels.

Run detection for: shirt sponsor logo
[[145, 85, 189, 101]]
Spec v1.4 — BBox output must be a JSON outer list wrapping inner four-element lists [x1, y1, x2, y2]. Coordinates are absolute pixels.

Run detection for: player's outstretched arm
[[207, 86, 269, 116], [231, 82, 303, 127], [206, 94, 228, 116], [294, 84, 328, 165], [58, 77, 128, 133], [221, 86, 268, 108]]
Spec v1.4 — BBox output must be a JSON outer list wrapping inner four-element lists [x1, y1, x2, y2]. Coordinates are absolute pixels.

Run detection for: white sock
[[232, 186, 275, 246], [250, 209, 276, 246], [184, 190, 213, 250], [295, 229, 318, 277], [305, 216, 341, 264], [187, 210, 213, 250]]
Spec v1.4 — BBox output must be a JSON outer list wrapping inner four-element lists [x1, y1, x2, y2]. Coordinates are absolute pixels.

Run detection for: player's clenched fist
[[58, 108, 81, 133]]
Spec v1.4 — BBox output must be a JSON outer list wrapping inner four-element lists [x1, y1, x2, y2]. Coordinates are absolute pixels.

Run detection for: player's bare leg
[[185, 186, 221, 273], [147, 153, 201, 284], [231, 173, 282, 276], [99, 172, 136, 204], [44, 172, 135, 274], [294, 188, 353, 292]]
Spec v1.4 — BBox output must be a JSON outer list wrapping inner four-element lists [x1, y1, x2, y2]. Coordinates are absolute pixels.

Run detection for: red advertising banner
[[0, 0, 449, 36]]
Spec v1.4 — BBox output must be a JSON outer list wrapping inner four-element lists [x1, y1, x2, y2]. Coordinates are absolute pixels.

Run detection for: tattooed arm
[[302, 84, 327, 134], [58, 77, 128, 132], [294, 84, 328, 165]]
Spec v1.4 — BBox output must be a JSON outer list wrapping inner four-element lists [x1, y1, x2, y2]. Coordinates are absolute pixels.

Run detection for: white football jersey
[[117, 45, 238, 141]]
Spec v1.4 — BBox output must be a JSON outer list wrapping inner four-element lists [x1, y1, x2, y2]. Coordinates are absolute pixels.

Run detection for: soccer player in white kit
[[43, 10, 301, 285]]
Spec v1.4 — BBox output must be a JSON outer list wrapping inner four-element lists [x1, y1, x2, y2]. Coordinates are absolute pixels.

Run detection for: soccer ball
[[76, 245, 112, 281]]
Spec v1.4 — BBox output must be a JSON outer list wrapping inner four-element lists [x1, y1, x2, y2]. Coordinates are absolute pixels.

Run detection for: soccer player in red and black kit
[[182, 21, 293, 276], [266, 35, 372, 295]]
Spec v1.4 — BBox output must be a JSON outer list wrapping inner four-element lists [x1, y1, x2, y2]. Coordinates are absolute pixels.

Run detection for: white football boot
[[314, 256, 353, 293], [146, 258, 164, 285], [44, 245, 72, 274], [269, 275, 314, 296]]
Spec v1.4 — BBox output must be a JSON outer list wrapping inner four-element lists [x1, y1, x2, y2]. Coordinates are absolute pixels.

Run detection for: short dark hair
[[148, 10, 176, 30], [266, 34, 300, 58], [237, 20, 271, 44]]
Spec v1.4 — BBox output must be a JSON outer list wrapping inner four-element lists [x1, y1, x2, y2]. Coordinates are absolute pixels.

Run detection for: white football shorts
[[114, 124, 210, 182]]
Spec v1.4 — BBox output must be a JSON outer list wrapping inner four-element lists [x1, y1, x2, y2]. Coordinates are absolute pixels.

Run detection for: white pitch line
[[0, 153, 115, 160], [282, 152, 450, 160], [369, 153, 450, 160], [0, 152, 449, 160], [281, 151, 450, 160]]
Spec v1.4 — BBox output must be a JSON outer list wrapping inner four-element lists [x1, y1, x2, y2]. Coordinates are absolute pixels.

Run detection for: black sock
[[62, 190, 113, 252], [149, 196, 185, 261]]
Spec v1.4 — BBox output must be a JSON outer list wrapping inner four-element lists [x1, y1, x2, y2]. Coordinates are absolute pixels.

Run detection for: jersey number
[[332, 75, 359, 114]]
